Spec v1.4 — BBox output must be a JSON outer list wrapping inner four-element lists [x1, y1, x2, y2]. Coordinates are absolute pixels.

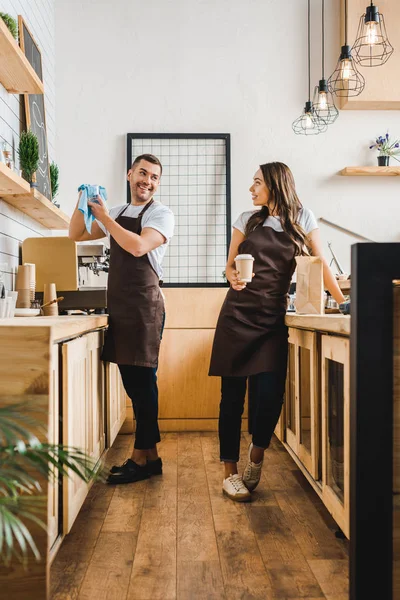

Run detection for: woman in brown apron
[[209, 162, 345, 501]]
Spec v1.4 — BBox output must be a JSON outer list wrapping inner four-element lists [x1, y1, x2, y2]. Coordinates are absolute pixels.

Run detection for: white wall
[[55, 0, 400, 275], [0, 0, 55, 289]]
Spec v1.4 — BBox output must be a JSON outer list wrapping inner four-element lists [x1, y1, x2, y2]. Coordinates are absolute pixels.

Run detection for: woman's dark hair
[[244, 162, 309, 256], [131, 153, 162, 176]]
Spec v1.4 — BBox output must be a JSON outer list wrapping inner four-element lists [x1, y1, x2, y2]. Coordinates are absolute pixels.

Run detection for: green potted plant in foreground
[[19, 130, 39, 188], [370, 132, 400, 167], [0, 404, 98, 565], [50, 161, 60, 208], [0, 13, 18, 40]]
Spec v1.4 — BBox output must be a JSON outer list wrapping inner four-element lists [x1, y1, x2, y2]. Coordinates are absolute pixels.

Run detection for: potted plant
[[50, 161, 60, 208], [19, 130, 39, 187], [370, 132, 400, 166], [0, 13, 18, 40], [0, 403, 98, 564]]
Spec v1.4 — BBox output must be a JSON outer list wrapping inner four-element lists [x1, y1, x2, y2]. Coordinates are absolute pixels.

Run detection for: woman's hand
[[226, 266, 250, 291]]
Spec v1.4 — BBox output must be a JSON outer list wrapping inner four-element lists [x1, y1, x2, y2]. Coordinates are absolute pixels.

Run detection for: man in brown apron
[[69, 154, 174, 484]]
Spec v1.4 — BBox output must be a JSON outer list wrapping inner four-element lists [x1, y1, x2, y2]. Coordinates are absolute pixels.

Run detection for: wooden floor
[[51, 432, 349, 600]]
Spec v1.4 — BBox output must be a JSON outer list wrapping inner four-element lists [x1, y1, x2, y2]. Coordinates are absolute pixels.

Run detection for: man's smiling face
[[128, 159, 161, 204]]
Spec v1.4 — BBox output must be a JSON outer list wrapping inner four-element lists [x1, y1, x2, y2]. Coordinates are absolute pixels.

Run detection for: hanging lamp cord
[[308, 0, 311, 101], [322, 0, 325, 78], [345, 0, 348, 45]]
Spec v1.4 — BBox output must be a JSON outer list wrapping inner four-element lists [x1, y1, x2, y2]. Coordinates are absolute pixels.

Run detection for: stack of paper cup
[[43, 283, 58, 316], [234, 254, 255, 283], [15, 265, 31, 308], [24, 263, 36, 302]]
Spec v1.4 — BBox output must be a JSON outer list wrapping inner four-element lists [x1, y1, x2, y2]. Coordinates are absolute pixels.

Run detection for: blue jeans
[[118, 313, 165, 450]]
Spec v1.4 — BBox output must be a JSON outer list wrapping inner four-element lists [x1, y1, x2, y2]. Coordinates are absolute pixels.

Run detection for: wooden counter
[[285, 313, 350, 336], [0, 315, 108, 341]]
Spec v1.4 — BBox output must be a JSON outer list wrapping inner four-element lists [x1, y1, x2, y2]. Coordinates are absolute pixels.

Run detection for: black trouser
[[219, 370, 286, 462], [118, 313, 165, 451], [118, 364, 161, 450]]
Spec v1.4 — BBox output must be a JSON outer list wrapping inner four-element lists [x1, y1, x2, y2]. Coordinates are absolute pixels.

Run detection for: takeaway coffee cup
[[234, 254, 254, 283]]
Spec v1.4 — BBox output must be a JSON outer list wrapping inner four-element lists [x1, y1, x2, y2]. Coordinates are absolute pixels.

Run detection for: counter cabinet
[[0, 318, 127, 599], [279, 322, 350, 539]]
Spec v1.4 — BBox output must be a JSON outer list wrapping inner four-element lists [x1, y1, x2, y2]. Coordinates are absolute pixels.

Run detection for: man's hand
[[88, 196, 109, 225]]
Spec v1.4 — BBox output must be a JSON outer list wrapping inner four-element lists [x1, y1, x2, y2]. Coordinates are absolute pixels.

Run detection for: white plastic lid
[[235, 254, 254, 261]]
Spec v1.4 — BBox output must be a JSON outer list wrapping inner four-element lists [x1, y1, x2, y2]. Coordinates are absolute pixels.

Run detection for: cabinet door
[[321, 334, 350, 538], [62, 335, 89, 534], [48, 343, 60, 549], [106, 362, 127, 447], [285, 330, 298, 453], [86, 331, 105, 465], [296, 329, 319, 479]]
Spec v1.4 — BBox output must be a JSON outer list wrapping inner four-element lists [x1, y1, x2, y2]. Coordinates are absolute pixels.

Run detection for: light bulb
[[365, 21, 379, 45], [318, 91, 328, 109], [340, 59, 351, 80], [304, 113, 313, 129]]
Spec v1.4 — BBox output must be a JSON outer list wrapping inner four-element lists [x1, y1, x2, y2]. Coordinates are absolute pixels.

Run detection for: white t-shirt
[[233, 207, 318, 236], [98, 201, 175, 279]]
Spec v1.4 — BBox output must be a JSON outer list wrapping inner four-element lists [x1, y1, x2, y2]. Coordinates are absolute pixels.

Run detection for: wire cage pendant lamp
[[312, 0, 338, 125], [327, 0, 365, 97], [293, 0, 327, 135], [352, 1, 394, 67]]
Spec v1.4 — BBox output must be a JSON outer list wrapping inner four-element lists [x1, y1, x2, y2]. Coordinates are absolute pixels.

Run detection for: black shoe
[[147, 457, 163, 476], [110, 457, 162, 475], [107, 459, 150, 484]]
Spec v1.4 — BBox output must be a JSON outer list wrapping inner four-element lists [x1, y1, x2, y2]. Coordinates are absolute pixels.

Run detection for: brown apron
[[209, 224, 296, 377], [101, 200, 164, 367]]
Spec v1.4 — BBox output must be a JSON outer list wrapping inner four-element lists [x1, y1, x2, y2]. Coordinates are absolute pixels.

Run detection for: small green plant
[[0, 13, 18, 40], [19, 130, 39, 184], [50, 162, 59, 199]]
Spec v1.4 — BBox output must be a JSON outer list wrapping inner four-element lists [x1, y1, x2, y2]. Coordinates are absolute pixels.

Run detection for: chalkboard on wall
[[18, 16, 52, 201]]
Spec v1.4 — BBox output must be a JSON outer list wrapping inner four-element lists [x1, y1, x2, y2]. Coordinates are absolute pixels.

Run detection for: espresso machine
[[22, 237, 109, 313]]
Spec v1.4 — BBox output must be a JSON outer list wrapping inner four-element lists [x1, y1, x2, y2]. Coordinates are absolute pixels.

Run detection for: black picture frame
[[127, 133, 231, 288], [18, 16, 52, 201]]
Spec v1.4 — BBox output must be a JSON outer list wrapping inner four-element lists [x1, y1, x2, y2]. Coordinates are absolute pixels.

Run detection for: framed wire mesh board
[[127, 133, 231, 287], [18, 16, 52, 199]]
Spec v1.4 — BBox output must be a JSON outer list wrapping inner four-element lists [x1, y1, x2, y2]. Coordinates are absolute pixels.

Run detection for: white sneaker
[[222, 474, 251, 502], [242, 443, 263, 491]]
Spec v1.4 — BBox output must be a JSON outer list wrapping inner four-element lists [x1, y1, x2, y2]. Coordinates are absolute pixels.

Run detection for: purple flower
[[395, 143, 399, 148], [386, 133, 389, 140]]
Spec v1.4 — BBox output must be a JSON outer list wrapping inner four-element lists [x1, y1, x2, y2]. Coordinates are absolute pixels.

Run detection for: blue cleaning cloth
[[78, 184, 107, 233]]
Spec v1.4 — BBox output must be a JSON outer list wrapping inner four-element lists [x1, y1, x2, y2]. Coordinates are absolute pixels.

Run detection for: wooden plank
[[0, 17, 44, 94], [158, 329, 224, 419], [0, 162, 31, 195], [340, 166, 400, 177], [1, 188, 70, 229], [78, 532, 136, 600], [120, 416, 248, 433], [307, 559, 349, 598], [163, 287, 227, 328], [127, 433, 177, 600]]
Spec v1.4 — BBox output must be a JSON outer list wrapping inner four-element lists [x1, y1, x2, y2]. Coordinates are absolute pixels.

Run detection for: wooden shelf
[[0, 164, 70, 229], [340, 166, 400, 177], [0, 161, 30, 195], [0, 18, 44, 94]]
